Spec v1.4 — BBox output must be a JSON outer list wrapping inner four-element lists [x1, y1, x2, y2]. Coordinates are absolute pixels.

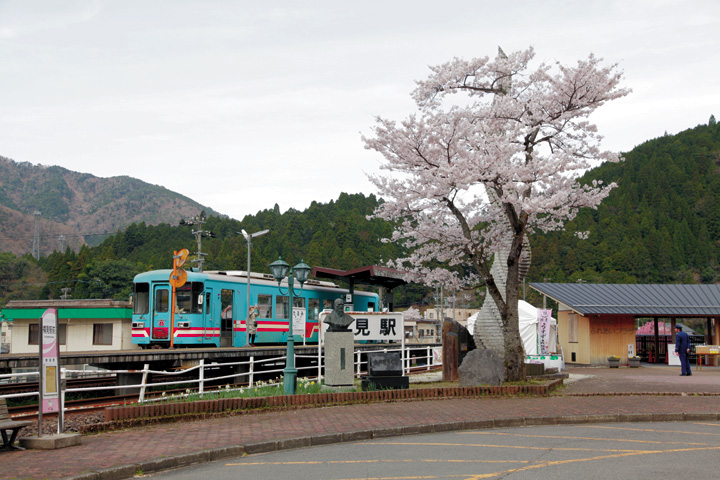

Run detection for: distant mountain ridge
[[0, 156, 222, 256]]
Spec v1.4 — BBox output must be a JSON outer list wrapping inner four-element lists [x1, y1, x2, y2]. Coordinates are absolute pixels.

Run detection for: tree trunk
[[503, 245, 526, 381]]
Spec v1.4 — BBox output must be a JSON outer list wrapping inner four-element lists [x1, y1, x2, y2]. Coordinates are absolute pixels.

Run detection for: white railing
[[0, 344, 441, 405]]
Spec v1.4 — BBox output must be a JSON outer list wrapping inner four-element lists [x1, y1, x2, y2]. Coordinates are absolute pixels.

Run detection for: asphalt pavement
[[2, 363, 720, 480]]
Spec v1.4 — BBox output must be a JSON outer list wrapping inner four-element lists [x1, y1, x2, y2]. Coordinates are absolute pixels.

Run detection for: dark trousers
[[679, 351, 691, 375]]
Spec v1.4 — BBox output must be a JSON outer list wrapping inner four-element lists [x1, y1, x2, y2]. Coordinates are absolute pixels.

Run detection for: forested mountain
[[0, 193, 425, 307], [1, 120, 718, 308], [530, 118, 720, 285], [0, 156, 221, 256]]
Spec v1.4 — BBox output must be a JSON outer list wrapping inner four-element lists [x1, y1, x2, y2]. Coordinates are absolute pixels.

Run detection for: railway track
[[0, 376, 117, 396], [6, 383, 254, 421]]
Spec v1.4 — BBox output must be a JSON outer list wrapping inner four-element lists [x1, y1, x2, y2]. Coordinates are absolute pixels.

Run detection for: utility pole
[[240, 229, 269, 346], [180, 214, 214, 272], [60, 288, 72, 300], [58, 235, 66, 251], [32, 210, 41, 260]]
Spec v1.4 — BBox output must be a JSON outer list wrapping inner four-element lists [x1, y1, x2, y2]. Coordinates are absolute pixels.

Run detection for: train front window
[[175, 282, 204, 313], [155, 289, 169, 313], [134, 283, 149, 314]]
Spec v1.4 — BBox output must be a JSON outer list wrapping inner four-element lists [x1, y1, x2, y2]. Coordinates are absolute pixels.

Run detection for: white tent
[[467, 300, 557, 355], [518, 300, 557, 355]]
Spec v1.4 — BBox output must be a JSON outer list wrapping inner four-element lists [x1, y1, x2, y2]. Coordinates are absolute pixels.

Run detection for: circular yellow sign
[[169, 268, 187, 288], [174, 248, 189, 268]]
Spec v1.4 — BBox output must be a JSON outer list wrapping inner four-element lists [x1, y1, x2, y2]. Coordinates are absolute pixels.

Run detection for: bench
[[1, 397, 32, 450]]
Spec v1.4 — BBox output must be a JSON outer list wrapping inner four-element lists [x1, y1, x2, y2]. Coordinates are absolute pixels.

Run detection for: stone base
[[458, 348, 505, 386], [361, 375, 409, 391], [324, 331, 354, 386], [19, 433, 82, 450]]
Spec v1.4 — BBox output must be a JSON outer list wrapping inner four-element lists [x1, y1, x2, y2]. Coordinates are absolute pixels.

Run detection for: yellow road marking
[[461, 430, 715, 446], [358, 441, 641, 452], [224, 445, 720, 480], [462, 445, 720, 480], [226, 459, 530, 466], [585, 424, 720, 435]]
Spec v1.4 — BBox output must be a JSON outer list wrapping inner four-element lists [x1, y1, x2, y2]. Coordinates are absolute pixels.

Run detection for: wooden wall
[[557, 311, 636, 365], [588, 315, 636, 365]]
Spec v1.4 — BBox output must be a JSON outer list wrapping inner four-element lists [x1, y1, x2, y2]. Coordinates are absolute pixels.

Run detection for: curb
[[60, 409, 720, 480]]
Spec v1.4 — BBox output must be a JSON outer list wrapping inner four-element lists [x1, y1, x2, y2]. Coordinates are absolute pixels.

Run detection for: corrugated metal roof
[[528, 283, 720, 317]]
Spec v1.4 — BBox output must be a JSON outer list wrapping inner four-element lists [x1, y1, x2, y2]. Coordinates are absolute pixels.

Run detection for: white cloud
[[1, 0, 719, 218]]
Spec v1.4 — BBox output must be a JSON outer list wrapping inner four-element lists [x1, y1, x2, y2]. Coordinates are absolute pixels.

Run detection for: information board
[[40, 308, 60, 413], [292, 306, 307, 337]]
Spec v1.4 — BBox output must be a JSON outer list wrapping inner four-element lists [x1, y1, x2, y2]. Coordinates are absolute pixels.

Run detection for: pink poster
[[41, 308, 60, 413]]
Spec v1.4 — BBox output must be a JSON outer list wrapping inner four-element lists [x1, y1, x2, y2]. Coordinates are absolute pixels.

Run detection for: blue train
[[131, 269, 380, 348]]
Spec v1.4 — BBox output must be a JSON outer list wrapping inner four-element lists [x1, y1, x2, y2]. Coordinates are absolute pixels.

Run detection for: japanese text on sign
[[320, 312, 403, 342], [40, 308, 60, 413], [292, 307, 306, 337], [537, 309, 552, 355]]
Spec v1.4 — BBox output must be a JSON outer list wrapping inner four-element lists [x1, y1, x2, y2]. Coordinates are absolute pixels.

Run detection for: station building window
[[93, 323, 113, 346], [28, 323, 67, 346], [568, 313, 578, 343]]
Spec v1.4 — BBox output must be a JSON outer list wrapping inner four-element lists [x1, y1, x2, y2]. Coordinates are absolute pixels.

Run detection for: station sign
[[320, 312, 403, 342], [40, 308, 60, 413]]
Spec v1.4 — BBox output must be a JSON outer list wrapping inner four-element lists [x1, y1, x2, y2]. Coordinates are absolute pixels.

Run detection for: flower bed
[[102, 380, 563, 428]]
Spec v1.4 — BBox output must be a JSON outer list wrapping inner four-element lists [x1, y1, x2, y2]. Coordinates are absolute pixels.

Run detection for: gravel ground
[[19, 411, 105, 438]]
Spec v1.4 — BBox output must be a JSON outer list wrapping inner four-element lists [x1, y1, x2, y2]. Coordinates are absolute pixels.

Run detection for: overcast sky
[[1, 0, 718, 221]]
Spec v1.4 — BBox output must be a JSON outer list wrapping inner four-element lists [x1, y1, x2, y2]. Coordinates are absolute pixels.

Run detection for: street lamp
[[240, 229, 269, 347], [270, 256, 312, 395]]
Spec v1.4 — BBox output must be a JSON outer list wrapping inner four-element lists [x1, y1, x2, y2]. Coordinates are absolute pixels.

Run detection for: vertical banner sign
[[40, 308, 60, 413], [537, 309, 552, 356], [292, 307, 306, 338]]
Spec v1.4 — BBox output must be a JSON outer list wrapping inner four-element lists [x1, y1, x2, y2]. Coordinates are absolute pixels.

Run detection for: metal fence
[[0, 344, 441, 404]]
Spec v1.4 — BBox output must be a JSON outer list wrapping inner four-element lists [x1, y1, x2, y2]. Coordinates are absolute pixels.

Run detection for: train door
[[220, 289, 233, 347], [202, 288, 216, 344], [152, 284, 171, 342]]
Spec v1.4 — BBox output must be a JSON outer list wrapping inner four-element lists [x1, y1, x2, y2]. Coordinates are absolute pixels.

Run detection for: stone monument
[[323, 298, 355, 386], [361, 351, 408, 390]]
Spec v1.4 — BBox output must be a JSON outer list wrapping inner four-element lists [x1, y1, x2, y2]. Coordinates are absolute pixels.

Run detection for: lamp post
[[240, 229, 269, 347], [270, 256, 311, 395]]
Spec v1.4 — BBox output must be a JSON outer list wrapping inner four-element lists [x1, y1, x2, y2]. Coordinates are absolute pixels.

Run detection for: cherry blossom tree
[[363, 47, 629, 380]]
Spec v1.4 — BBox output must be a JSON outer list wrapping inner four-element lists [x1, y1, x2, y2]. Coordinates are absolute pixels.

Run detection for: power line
[[0, 279, 100, 288], [0, 232, 118, 240]]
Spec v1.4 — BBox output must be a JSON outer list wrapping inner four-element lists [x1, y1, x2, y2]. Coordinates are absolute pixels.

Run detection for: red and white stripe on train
[[131, 269, 379, 348]]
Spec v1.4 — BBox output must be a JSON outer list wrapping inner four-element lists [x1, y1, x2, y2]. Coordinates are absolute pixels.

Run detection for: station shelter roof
[[529, 283, 720, 318], [312, 265, 408, 290]]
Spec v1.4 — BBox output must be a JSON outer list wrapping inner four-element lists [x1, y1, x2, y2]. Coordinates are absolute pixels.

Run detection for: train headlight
[[132, 322, 145, 329], [178, 322, 190, 328]]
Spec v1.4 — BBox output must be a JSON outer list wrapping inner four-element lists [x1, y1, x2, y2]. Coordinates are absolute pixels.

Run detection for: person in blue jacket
[[675, 325, 692, 376]]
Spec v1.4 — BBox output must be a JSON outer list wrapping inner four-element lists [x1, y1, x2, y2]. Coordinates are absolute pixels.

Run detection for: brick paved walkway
[[3, 365, 720, 480]]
